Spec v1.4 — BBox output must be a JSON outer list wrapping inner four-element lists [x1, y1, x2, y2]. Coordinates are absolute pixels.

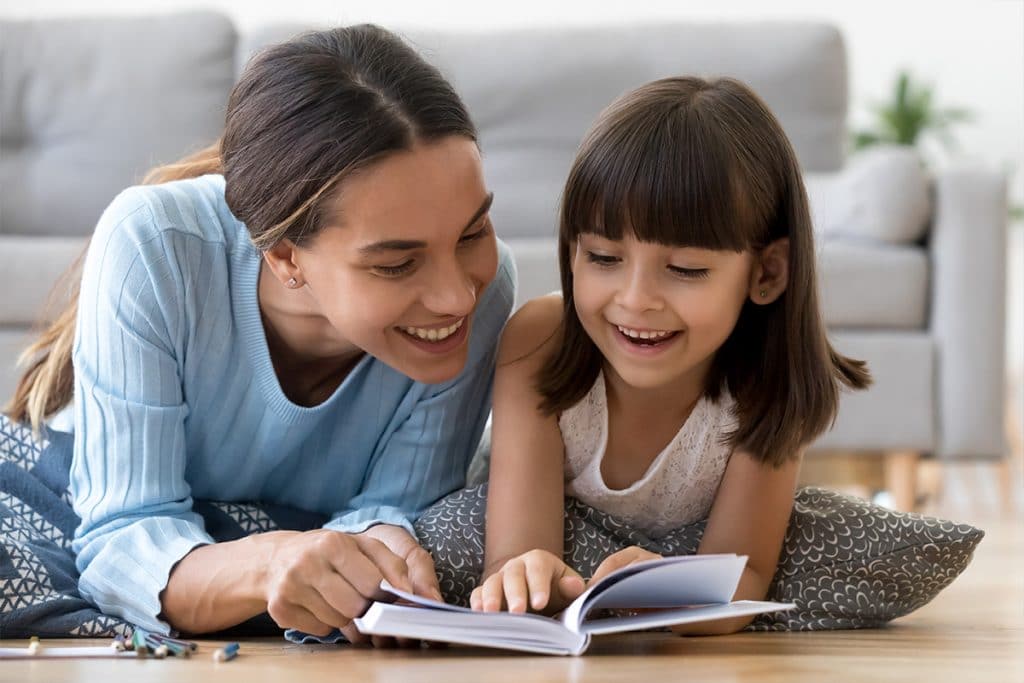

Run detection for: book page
[[560, 554, 747, 631], [378, 580, 476, 613]]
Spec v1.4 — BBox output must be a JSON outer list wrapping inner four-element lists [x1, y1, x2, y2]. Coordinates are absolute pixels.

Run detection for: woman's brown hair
[[6, 24, 476, 432], [537, 76, 871, 466]]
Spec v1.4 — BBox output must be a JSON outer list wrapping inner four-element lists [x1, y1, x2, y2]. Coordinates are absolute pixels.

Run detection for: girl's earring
[[759, 289, 768, 298], [287, 277, 299, 288]]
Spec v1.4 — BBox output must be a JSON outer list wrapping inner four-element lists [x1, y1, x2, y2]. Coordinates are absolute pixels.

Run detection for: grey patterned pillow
[[414, 484, 983, 630]]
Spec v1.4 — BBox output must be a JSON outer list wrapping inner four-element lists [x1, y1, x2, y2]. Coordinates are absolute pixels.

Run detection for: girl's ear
[[263, 239, 306, 289], [748, 238, 789, 304]]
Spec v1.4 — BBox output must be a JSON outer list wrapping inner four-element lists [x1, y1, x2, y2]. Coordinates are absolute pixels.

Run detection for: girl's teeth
[[403, 318, 464, 342], [616, 325, 672, 340]]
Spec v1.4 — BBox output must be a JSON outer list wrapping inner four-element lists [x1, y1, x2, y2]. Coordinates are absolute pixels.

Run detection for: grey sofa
[[0, 13, 1007, 476]]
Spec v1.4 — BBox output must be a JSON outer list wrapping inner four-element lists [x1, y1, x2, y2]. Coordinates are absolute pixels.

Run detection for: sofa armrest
[[930, 167, 1008, 458]]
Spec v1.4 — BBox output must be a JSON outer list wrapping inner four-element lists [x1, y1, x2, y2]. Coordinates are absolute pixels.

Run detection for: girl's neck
[[602, 361, 708, 426]]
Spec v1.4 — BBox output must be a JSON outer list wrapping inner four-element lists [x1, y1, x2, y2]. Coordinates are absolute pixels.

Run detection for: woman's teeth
[[401, 318, 464, 342]]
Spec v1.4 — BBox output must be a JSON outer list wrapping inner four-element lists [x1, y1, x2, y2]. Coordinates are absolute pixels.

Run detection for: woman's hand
[[341, 524, 442, 647], [587, 546, 663, 586], [262, 529, 412, 639], [470, 549, 586, 615]]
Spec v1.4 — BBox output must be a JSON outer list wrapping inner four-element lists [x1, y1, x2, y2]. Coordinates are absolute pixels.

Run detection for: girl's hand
[[587, 546, 663, 586], [470, 549, 586, 614], [262, 529, 412, 639]]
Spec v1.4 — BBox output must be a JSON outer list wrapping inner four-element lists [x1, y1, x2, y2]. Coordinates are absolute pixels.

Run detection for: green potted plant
[[851, 70, 972, 153]]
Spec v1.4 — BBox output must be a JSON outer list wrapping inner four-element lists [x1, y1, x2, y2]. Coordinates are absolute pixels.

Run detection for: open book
[[354, 554, 794, 655]]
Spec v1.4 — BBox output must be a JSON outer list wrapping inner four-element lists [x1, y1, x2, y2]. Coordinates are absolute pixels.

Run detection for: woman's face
[[291, 136, 498, 385]]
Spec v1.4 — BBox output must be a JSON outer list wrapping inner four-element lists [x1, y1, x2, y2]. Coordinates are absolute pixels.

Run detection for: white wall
[[2, 0, 1022, 205]]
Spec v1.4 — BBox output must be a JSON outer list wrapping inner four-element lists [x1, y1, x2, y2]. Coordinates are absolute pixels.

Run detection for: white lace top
[[558, 371, 738, 537]]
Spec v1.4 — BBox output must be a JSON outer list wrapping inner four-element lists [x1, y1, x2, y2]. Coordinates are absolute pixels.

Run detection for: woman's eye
[[374, 260, 416, 277], [586, 251, 619, 266], [668, 266, 710, 279], [459, 222, 492, 245]]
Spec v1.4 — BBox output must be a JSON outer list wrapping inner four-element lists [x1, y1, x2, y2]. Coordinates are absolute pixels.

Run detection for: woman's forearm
[[160, 530, 295, 634]]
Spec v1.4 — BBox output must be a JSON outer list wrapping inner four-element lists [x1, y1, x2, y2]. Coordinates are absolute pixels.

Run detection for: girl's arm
[[473, 295, 584, 613], [672, 448, 802, 635]]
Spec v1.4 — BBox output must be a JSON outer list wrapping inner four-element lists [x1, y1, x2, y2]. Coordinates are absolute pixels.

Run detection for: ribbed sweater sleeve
[[69, 188, 214, 634]]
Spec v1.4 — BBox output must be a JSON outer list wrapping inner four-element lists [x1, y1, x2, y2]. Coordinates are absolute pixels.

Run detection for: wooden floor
[[1, 508, 1020, 682]]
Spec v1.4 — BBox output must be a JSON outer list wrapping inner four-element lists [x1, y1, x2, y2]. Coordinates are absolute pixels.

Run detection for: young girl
[[471, 76, 870, 634], [7, 25, 514, 644]]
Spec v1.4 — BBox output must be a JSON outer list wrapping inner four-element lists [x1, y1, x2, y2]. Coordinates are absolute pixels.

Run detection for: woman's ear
[[748, 238, 789, 304], [263, 239, 305, 289]]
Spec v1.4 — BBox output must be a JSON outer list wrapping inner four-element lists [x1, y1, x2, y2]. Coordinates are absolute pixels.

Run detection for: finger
[[501, 561, 529, 613], [480, 573, 507, 612], [470, 586, 483, 611], [406, 547, 443, 601], [557, 573, 586, 602], [588, 554, 628, 586], [340, 623, 371, 646], [316, 570, 374, 621], [322, 537, 387, 599], [395, 637, 422, 649], [272, 603, 334, 638], [522, 558, 555, 611], [354, 535, 413, 594]]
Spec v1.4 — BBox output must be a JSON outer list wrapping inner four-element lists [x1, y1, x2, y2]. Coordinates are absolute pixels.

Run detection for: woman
[[6, 24, 515, 642]]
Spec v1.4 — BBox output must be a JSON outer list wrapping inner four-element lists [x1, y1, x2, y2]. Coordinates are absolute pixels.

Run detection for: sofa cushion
[[818, 241, 928, 329], [242, 22, 848, 243], [0, 12, 236, 238], [0, 237, 87, 327], [806, 146, 931, 245]]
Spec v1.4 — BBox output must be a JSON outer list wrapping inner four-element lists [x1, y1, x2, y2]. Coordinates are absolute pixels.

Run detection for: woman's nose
[[422, 262, 477, 317]]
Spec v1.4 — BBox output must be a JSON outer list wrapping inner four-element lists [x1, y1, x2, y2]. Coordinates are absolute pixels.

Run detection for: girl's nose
[[614, 266, 664, 313]]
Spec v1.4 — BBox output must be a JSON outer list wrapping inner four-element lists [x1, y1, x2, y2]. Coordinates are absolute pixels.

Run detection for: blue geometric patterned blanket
[[0, 414, 324, 639]]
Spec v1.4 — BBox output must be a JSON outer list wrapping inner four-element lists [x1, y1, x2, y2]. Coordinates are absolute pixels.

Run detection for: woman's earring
[[287, 277, 298, 288], [759, 289, 768, 298]]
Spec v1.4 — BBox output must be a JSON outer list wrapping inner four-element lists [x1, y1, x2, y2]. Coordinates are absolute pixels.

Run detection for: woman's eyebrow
[[357, 192, 494, 256]]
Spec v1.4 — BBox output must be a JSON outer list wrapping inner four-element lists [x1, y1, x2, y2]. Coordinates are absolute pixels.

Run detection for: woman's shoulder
[[497, 293, 564, 368], [95, 174, 239, 250]]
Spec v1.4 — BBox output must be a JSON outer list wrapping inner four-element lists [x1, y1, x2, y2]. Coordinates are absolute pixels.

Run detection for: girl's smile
[[610, 322, 682, 356]]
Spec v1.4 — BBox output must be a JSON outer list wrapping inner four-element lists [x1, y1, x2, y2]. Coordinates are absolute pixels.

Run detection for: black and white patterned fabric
[[0, 413, 984, 637], [414, 484, 984, 630]]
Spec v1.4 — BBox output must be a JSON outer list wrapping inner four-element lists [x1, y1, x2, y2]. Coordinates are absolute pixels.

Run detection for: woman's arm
[[671, 449, 802, 635], [162, 528, 412, 636]]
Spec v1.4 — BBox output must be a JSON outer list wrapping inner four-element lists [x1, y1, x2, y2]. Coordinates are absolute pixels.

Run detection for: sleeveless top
[[558, 371, 738, 537]]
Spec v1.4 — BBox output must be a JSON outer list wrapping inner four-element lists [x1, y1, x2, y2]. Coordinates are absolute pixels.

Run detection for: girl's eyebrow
[[357, 192, 494, 256]]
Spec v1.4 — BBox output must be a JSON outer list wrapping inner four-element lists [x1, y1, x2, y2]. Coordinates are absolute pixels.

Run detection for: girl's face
[[571, 232, 755, 393], [288, 136, 498, 385]]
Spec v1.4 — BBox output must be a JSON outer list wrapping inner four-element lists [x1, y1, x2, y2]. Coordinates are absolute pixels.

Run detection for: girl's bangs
[[565, 105, 760, 251]]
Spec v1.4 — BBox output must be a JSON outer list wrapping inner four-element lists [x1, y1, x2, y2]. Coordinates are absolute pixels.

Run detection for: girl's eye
[[668, 266, 710, 279], [586, 251, 619, 266], [374, 260, 416, 278]]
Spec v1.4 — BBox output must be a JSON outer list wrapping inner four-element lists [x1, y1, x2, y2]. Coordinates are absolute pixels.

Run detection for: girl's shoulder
[[497, 292, 564, 368]]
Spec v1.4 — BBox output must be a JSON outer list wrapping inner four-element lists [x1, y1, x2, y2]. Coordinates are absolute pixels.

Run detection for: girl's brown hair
[[537, 76, 870, 467], [6, 24, 476, 432]]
